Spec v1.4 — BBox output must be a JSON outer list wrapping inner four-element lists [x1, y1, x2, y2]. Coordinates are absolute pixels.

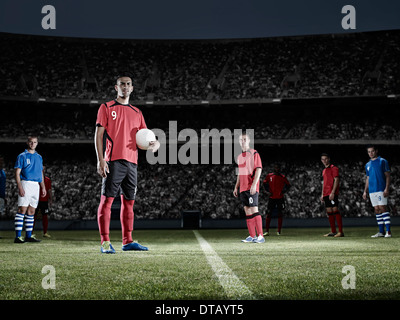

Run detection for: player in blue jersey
[[14, 136, 46, 243], [362, 146, 392, 238]]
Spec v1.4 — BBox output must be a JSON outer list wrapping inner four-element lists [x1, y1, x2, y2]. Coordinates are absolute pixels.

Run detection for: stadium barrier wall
[[0, 217, 399, 231]]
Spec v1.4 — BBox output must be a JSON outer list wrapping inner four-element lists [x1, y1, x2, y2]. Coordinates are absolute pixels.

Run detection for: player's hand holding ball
[[136, 129, 159, 153]]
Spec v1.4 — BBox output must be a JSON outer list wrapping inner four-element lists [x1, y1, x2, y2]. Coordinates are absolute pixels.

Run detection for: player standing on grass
[[95, 75, 160, 254], [263, 164, 291, 236], [14, 136, 46, 243], [233, 132, 265, 243], [35, 166, 52, 238], [363, 146, 392, 238], [320, 153, 344, 237]]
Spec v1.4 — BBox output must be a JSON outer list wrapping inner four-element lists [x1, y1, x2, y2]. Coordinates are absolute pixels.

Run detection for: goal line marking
[[193, 230, 254, 300]]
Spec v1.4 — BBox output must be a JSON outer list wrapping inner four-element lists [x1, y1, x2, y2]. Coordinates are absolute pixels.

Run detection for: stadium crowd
[[1, 29, 399, 224], [0, 30, 399, 102], [1, 157, 399, 221]]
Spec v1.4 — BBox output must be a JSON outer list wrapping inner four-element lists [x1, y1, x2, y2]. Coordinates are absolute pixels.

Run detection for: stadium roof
[[1, 0, 400, 40]]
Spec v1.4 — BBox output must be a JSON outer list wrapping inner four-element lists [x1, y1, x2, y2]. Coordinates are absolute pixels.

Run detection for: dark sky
[[0, 0, 399, 39]]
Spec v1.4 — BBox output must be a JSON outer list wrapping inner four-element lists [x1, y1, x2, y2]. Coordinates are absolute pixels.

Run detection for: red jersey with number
[[322, 164, 339, 196], [263, 173, 290, 199], [237, 149, 262, 193], [96, 100, 147, 164]]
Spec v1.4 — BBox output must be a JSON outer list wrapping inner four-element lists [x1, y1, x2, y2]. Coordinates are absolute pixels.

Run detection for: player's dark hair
[[116, 73, 134, 84], [321, 153, 330, 158], [366, 145, 377, 151]]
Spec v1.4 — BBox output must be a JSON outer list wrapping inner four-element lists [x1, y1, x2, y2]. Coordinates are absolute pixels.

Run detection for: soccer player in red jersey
[[35, 166, 53, 238], [320, 153, 344, 237], [95, 75, 160, 253], [233, 133, 265, 243], [263, 164, 291, 236]]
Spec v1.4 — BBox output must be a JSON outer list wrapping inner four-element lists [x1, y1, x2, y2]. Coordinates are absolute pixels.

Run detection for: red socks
[[265, 214, 283, 233], [97, 195, 135, 245], [246, 213, 263, 237], [42, 214, 48, 234], [97, 195, 114, 243], [334, 211, 343, 233], [120, 196, 135, 245], [328, 214, 336, 233], [328, 211, 343, 233]]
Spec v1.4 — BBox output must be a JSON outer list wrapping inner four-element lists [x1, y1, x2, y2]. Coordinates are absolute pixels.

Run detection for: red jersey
[[96, 100, 147, 164], [263, 173, 290, 199], [322, 164, 339, 196], [237, 149, 262, 193], [39, 176, 51, 202]]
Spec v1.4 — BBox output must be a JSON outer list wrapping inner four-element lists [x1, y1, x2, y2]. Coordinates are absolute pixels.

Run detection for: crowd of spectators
[[1, 30, 399, 102], [2, 100, 400, 142], [1, 155, 399, 221]]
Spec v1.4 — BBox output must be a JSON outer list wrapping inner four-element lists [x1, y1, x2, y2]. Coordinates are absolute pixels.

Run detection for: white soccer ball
[[136, 128, 156, 150]]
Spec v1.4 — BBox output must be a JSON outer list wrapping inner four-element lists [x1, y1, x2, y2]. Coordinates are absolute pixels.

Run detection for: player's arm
[[15, 168, 24, 197], [263, 179, 270, 194], [329, 177, 339, 200], [383, 171, 391, 197], [363, 176, 369, 200], [250, 167, 262, 195], [233, 173, 240, 197], [282, 177, 291, 193], [95, 125, 109, 178]]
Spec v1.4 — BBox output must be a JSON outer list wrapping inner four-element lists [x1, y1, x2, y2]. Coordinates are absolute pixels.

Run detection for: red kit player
[[320, 153, 344, 237], [95, 75, 160, 253], [233, 133, 265, 243], [263, 164, 291, 235]]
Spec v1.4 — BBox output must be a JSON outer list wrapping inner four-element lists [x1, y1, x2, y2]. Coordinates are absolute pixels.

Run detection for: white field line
[[193, 230, 254, 300]]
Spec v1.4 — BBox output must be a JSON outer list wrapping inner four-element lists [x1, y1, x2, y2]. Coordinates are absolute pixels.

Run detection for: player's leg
[[332, 195, 344, 237], [264, 199, 274, 236], [98, 161, 124, 253], [24, 205, 40, 242], [120, 162, 148, 251], [370, 193, 386, 237], [379, 204, 391, 237], [323, 196, 336, 236], [240, 191, 264, 242], [247, 206, 264, 239], [276, 199, 284, 235], [15, 205, 27, 243], [42, 212, 49, 237], [243, 206, 256, 240], [332, 206, 344, 237]]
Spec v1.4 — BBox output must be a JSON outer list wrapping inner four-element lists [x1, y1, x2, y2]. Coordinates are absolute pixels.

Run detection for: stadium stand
[[0, 30, 399, 224]]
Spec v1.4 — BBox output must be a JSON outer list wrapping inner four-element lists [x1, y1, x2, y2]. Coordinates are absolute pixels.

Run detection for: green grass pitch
[[0, 227, 399, 300]]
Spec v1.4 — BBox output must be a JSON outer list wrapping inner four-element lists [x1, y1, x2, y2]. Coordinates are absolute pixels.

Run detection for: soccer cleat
[[263, 232, 269, 236], [43, 233, 51, 238], [25, 235, 41, 243], [334, 232, 344, 237], [324, 232, 337, 237], [385, 232, 392, 238], [277, 232, 281, 236], [122, 242, 149, 251], [100, 241, 116, 254], [371, 232, 384, 238], [14, 236, 25, 243], [253, 235, 265, 243], [241, 236, 256, 243]]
